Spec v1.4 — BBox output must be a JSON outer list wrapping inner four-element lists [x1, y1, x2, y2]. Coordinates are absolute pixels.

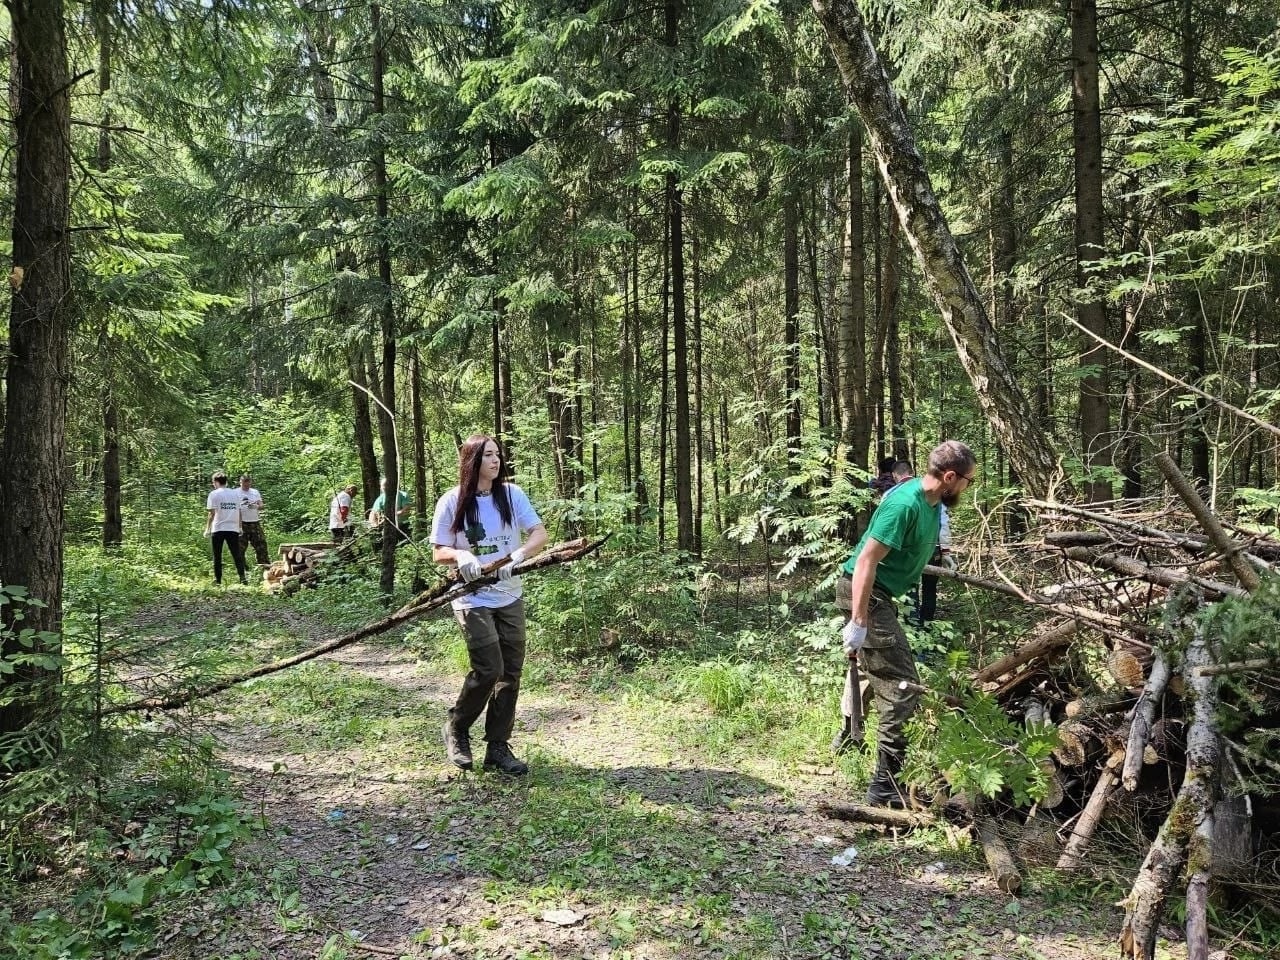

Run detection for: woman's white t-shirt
[[206, 488, 243, 533], [430, 484, 541, 610]]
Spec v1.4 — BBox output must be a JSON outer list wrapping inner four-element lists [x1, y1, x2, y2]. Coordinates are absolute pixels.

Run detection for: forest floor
[[118, 593, 1196, 960]]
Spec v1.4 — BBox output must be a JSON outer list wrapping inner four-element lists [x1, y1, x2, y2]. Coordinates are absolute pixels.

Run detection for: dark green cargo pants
[[451, 599, 526, 743], [835, 576, 921, 761]]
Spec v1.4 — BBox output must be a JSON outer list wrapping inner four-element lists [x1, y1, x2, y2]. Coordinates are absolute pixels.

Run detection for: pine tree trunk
[[1071, 0, 1112, 502], [883, 207, 906, 461], [631, 239, 645, 526], [658, 198, 670, 547], [812, 0, 1060, 498], [0, 0, 73, 758], [621, 253, 633, 517]]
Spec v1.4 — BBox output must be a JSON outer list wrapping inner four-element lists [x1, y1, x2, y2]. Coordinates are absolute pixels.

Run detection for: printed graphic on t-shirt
[[465, 522, 500, 556]]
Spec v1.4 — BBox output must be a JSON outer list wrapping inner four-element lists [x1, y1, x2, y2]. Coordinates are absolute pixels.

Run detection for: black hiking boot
[[483, 741, 529, 776], [443, 713, 473, 770], [865, 749, 907, 809], [830, 726, 856, 757]]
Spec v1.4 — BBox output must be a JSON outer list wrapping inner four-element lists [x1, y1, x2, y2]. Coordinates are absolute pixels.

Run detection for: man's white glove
[[842, 619, 867, 656], [495, 547, 527, 582], [455, 550, 482, 582], [940, 550, 957, 572]]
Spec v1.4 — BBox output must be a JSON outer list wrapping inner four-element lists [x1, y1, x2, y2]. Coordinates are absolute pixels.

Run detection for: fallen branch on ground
[[105, 536, 608, 715]]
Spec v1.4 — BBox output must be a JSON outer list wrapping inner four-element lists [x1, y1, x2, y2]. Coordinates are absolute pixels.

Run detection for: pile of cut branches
[[827, 454, 1280, 959]]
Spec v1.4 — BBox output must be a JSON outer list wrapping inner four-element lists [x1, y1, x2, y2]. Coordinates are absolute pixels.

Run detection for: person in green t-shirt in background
[[835, 439, 978, 807], [369, 478, 413, 543]]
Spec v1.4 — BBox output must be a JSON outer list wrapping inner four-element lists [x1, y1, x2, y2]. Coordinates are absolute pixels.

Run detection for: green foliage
[[923, 656, 1059, 807], [724, 433, 872, 587], [0, 777, 251, 960], [0, 587, 64, 769], [524, 523, 707, 657], [1196, 576, 1280, 794], [215, 396, 364, 535], [678, 658, 757, 715]]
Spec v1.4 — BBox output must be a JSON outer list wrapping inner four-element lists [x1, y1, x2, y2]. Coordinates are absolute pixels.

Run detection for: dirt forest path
[[166, 603, 1168, 960]]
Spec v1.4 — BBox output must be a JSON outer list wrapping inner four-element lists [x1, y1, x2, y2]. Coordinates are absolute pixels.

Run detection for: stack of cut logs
[[825, 454, 1280, 960], [264, 541, 336, 593]]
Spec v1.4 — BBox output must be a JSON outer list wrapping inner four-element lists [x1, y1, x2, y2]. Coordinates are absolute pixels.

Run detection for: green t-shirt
[[840, 478, 941, 597], [372, 490, 410, 514]]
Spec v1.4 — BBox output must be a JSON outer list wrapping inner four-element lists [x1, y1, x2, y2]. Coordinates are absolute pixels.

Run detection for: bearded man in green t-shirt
[[835, 439, 978, 807]]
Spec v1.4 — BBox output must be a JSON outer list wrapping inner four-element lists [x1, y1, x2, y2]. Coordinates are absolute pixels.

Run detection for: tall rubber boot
[[865, 748, 906, 808]]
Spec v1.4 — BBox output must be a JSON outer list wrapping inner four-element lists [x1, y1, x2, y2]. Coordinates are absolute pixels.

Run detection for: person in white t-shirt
[[432, 434, 547, 776], [204, 471, 248, 585], [237, 474, 270, 565], [329, 484, 358, 543]]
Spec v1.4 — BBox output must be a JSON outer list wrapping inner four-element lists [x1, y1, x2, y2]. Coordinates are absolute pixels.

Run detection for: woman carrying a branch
[[432, 434, 548, 775]]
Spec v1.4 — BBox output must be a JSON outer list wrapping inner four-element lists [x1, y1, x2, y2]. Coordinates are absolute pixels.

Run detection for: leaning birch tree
[[811, 0, 1061, 499]]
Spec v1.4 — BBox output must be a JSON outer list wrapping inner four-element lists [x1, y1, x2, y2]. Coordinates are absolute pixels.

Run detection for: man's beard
[[941, 489, 961, 508]]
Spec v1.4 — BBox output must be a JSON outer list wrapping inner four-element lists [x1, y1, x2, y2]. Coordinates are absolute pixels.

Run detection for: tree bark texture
[[811, 0, 1060, 499], [1119, 629, 1219, 959], [0, 0, 73, 749], [1122, 647, 1171, 791]]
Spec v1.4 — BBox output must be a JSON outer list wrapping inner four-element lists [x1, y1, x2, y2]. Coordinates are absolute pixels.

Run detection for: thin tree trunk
[[783, 110, 803, 460], [496, 294, 514, 472], [96, 0, 122, 549], [883, 206, 905, 460], [1119, 185, 1144, 498], [371, 2, 398, 596], [632, 238, 646, 525], [692, 225, 704, 555], [621, 255, 633, 518], [410, 346, 427, 537], [658, 196, 670, 547], [0, 0, 73, 757], [348, 336, 379, 509], [812, 0, 1061, 497], [1180, 0, 1209, 488], [667, 0, 693, 553], [838, 126, 869, 474]]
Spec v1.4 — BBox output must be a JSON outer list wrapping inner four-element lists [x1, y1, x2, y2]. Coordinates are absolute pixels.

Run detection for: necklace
[[476, 489, 492, 498]]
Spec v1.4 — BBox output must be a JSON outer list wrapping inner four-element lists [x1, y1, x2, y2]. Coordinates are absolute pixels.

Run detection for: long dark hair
[[451, 433, 514, 536]]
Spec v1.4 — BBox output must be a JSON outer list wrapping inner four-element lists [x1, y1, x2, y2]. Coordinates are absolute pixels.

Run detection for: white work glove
[[940, 550, 957, 572], [496, 547, 527, 583], [454, 550, 482, 582], [842, 619, 867, 656]]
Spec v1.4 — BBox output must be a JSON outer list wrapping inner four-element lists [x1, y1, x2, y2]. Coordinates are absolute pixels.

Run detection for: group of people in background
[[328, 479, 414, 544], [203, 473, 269, 585]]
